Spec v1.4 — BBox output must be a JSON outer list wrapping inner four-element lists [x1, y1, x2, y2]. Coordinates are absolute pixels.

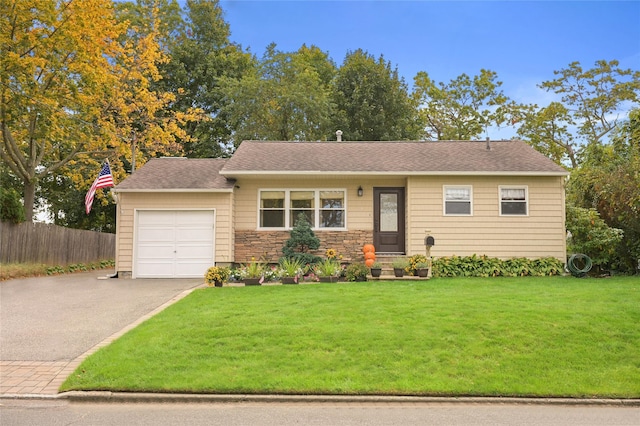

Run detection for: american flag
[[85, 162, 115, 214]]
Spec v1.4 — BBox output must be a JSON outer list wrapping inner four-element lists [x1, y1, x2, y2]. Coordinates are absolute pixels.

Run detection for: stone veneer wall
[[234, 230, 373, 264]]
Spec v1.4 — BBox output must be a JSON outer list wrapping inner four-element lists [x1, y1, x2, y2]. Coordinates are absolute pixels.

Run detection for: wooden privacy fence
[[0, 222, 115, 265]]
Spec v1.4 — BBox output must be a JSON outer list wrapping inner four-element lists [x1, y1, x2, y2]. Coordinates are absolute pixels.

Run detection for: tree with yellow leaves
[[1, 0, 201, 223]]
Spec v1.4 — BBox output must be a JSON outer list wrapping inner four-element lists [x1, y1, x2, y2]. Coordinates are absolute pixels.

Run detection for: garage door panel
[[138, 228, 175, 243], [176, 210, 213, 225], [136, 261, 175, 278], [138, 244, 175, 259], [176, 228, 212, 242], [176, 244, 213, 259], [138, 210, 175, 225], [174, 262, 210, 278]]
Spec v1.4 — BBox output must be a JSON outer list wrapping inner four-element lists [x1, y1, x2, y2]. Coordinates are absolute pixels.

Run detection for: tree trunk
[[23, 180, 36, 223]]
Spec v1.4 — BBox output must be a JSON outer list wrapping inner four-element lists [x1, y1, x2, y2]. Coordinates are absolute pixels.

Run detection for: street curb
[[3, 392, 637, 406]]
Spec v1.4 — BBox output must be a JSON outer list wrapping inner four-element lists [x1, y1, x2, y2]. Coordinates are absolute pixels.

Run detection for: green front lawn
[[61, 276, 640, 397]]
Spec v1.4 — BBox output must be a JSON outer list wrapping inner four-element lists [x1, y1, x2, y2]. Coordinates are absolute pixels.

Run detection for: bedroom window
[[444, 186, 472, 215], [500, 186, 528, 215], [259, 189, 346, 229]]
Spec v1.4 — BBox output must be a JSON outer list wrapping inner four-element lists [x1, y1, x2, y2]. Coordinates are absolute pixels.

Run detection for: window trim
[[443, 185, 473, 216], [499, 185, 529, 216], [258, 188, 347, 230]]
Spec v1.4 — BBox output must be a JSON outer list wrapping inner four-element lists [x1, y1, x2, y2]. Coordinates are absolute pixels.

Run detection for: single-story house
[[112, 140, 569, 278]]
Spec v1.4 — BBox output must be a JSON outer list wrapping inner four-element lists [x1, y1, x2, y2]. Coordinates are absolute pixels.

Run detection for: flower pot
[[370, 268, 382, 278], [417, 268, 429, 278], [214, 280, 223, 287], [244, 278, 262, 286], [393, 268, 404, 277], [319, 276, 338, 283], [281, 277, 298, 284]]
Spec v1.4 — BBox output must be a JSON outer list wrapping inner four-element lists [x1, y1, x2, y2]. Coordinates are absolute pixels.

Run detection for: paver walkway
[[1, 271, 202, 396]]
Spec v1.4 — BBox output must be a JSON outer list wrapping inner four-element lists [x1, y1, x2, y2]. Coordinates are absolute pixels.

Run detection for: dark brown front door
[[373, 187, 405, 254]]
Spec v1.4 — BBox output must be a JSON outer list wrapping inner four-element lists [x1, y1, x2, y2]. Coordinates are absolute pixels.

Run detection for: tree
[[282, 213, 321, 266], [516, 102, 577, 167], [520, 60, 640, 168], [1, 1, 202, 223], [412, 69, 524, 141], [567, 109, 640, 271], [223, 43, 335, 146], [153, 0, 254, 158], [331, 49, 419, 141], [1, 0, 122, 222]]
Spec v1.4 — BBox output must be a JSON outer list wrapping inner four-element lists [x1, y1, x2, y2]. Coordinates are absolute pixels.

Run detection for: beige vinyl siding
[[115, 192, 234, 272], [407, 176, 566, 261], [233, 176, 405, 231]]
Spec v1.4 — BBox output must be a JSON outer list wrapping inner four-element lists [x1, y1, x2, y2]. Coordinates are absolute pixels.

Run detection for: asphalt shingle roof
[[220, 140, 568, 176], [116, 141, 568, 190], [115, 158, 234, 191]]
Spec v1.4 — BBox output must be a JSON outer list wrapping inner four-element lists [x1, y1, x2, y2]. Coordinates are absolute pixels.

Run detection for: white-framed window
[[259, 189, 346, 229], [443, 185, 472, 216], [499, 186, 528, 216]]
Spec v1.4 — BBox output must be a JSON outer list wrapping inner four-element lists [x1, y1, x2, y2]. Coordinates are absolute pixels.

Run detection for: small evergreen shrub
[[282, 213, 322, 266]]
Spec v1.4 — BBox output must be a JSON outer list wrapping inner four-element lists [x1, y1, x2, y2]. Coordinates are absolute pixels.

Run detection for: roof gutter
[[220, 170, 569, 178], [113, 188, 235, 193]]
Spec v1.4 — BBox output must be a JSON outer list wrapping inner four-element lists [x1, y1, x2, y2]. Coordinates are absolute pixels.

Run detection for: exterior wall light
[[357, 186, 363, 197]]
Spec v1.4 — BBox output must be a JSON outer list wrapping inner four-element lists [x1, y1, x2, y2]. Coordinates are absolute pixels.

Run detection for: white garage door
[[135, 210, 215, 278]]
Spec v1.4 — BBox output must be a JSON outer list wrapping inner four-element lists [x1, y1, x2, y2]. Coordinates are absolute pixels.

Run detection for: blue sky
[[219, 0, 640, 127]]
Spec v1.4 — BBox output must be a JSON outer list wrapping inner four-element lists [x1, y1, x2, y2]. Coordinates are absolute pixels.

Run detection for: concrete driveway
[[0, 270, 202, 394]]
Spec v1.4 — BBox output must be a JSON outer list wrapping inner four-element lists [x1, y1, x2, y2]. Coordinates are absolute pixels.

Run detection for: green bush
[[282, 213, 322, 266], [406, 254, 428, 276], [345, 263, 369, 282], [0, 187, 25, 223], [432, 255, 564, 278], [566, 205, 624, 272]]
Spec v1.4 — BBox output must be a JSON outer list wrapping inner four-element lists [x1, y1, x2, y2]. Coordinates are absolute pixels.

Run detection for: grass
[[0, 262, 51, 280], [0, 260, 115, 281], [61, 276, 640, 398]]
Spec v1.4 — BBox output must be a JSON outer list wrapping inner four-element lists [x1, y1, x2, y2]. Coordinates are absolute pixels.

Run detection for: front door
[[373, 187, 405, 254]]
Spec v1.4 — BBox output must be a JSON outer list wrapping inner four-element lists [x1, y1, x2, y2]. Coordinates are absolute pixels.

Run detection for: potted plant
[[392, 258, 409, 277], [415, 261, 431, 278], [278, 257, 305, 284], [407, 254, 429, 276], [370, 261, 382, 278], [315, 258, 340, 282], [204, 266, 230, 287], [345, 263, 369, 282], [239, 258, 265, 285]]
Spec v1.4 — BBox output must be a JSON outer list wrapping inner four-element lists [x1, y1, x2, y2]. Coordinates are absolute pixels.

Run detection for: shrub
[[406, 254, 428, 276], [392, 258, 409, 269], [282, 213, 321, 265], [315, 258, 341, 277], [278, 257, 306, 278], [0, 187, 25, 224], [205, 266, 230, 285], [345, 263, 368, 282], [431, 255, 564, 278], [566, 205, 624, 272]]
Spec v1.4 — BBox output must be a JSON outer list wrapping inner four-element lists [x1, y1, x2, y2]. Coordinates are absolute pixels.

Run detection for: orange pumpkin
[[362, 244, 375, 254], [365, 258, 375, 267], [364, 251, 376, 261]]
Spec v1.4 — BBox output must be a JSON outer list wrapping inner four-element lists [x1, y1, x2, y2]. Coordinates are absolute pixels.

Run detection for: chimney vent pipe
[[336, 130, 343, 142]]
